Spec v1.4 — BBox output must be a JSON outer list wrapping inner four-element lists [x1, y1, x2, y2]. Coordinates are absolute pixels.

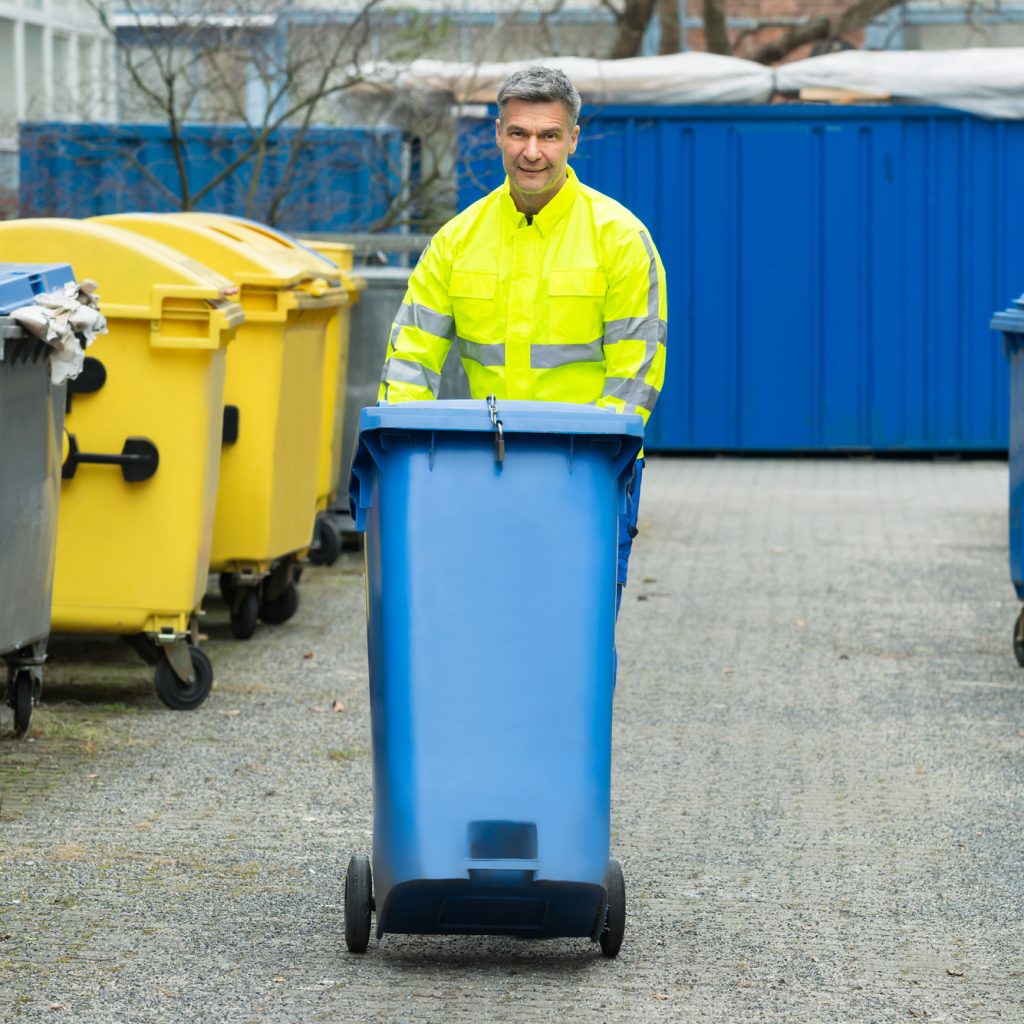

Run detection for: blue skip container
[[346, 399, 643, 955], [992, 295, 1024, 665]]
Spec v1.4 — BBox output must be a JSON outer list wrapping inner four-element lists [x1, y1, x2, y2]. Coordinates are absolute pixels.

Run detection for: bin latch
[[487, 394, 505, 466]]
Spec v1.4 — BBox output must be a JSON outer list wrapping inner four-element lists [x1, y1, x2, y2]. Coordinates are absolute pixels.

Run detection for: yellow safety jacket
[[379, 166, 667, 426]]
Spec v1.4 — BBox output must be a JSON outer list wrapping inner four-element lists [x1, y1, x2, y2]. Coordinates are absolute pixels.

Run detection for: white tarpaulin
[[363, 52, 774, 106], [776, 49, 1024, 120]]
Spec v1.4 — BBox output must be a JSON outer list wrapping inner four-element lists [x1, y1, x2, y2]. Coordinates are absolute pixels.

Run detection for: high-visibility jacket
[[379, 166, 667, 426]]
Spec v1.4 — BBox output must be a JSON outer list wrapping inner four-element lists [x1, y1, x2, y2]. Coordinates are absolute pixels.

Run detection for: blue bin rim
[[357, 399, 645, 440], [992, 296, 1024, 335], [0, 262, 76, 315]]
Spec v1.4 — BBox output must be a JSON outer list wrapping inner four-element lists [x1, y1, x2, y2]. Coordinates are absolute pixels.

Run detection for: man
[[378, 65, 667, 606]]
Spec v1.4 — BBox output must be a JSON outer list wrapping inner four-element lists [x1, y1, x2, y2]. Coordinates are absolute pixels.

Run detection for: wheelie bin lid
[[94, 213, 320, 292], [298, 238, 366, 302], [0, 219, 241, 313], [349, 399, 644, 528], [991, 295, 1024, 336], [0, 262, 76, 314]]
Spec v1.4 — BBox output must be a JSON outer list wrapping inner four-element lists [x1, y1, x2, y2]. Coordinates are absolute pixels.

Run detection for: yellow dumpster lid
[[298, 238, 354, 272], [94, 213, 317, 292], [173, 213, 343, 285], [0, 217, 240, 309]]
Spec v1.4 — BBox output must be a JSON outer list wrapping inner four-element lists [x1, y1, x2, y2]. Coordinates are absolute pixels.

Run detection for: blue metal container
[[992, 297, 1024, 617], [348, 399, 642, 943], [459, 105, 1024, 452], [19, 122, 406, 234]]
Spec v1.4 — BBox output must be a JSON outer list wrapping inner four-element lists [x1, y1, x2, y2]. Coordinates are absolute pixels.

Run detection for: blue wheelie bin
[[992, 294, 1024, 664], [346, 398, 643, 956]]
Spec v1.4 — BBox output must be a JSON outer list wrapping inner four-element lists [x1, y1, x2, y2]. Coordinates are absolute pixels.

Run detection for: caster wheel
[[345, 853, 373, 953], [230, 588, 260, 640], [218, 572, 237, 605], [309, 517, 342, 567], [259, 583, 299, 625], [599, 858, 625, 958], [154, 647, 214, 710], [1013, 609, 1024, 667], [11, 670, 34, 737]]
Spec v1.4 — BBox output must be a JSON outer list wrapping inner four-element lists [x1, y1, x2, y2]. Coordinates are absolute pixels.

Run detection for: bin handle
[[62, 434, 160, 483]]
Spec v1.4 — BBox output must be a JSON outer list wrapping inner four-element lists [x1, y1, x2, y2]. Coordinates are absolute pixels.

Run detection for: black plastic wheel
[[12, 671, 33, 737], [259, 582, 299, 625], [230, 588, 260, 640], [153, 647, 214, 711], [218, 572, 237, 605], [599, 858, 625, 958], [345, 854, 373, 953], [309, 517, 342, 567], [1013, 609, 1024, 668]]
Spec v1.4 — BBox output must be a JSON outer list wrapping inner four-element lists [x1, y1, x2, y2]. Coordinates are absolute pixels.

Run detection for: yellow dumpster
[[0, 218, 244, 709], [298, 238, 365, 564], [95, 213, 346, 639], [169, 215, 364, 566]]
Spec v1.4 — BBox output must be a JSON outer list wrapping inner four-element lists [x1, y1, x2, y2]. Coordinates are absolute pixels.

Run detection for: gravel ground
[[2, 456, 1023, 1023]]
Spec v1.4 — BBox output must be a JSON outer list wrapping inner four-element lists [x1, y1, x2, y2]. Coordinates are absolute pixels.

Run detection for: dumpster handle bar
[[62, 434, 160, 483]]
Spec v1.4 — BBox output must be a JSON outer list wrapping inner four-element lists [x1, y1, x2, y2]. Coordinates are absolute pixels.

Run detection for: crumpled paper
[[10, 279, 108, 385]]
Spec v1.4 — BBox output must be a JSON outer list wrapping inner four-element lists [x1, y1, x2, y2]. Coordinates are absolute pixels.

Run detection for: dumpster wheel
[[309, 516, 342, 567], [344, 854, 373, 953], [1014, 608, 1024, 668], [10, 670, 35, 737], [230, 589, 260, 641], [599, 859, 626, 958], [154, 646, 214, 711], [259, 583, 300, 626]]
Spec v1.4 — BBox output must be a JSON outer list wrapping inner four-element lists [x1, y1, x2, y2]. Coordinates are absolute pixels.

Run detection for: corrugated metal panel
[[19, 122, 406, 235], [458, 106, 1024, 451]]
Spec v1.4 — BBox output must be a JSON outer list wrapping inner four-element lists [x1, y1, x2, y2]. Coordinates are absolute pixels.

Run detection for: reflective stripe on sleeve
[[603, 317, 667, 345], [602, 376, 660, 413], [640, 230, 660, 321], [381, 357, 442, 396], [530, 338, 604, 369], [394, 302, 456, 341], [457, 337, 506, 367]]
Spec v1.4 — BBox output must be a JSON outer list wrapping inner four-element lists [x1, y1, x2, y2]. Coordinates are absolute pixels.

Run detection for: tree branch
[[750, 0, 905, 64]]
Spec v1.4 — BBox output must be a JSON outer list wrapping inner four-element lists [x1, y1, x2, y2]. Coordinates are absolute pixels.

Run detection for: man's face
[[495, 99, 580, 209]]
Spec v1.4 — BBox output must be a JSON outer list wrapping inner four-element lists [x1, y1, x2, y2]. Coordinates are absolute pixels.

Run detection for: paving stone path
[[2, 457, 1022, 1023]]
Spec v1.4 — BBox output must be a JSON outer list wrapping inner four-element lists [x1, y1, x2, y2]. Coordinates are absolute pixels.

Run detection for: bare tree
[[83, 0, 446, 225], [607, 0, 908, 63]]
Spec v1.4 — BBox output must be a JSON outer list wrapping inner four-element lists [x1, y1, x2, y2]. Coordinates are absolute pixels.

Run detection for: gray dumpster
[[333, 265, 468, 534], [0, 263, 74, 735]]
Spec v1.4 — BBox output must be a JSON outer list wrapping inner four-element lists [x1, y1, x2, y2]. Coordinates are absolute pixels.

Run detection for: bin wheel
[[345, 854, 373, 953], [154, 647, 214, 711], [1014, 609, 1024, 668], [218, 572, 237, 605], [230, 588, 260, 640], [259, 583, 299, 625], [309, 517, 342, 567], [599, 858, 625, 958], [11, 670, 34, 737]]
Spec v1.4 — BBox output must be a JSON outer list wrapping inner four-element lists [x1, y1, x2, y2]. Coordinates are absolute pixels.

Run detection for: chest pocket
[[547, 269, 607, 343], [449, 270, 498, 340]]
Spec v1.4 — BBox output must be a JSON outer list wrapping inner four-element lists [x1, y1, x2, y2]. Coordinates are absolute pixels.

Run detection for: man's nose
[[524, 135, 541, 159]]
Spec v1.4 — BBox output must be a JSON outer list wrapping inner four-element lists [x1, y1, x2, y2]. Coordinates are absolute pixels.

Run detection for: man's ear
[[495, 117, 502, 148], [568, 124, 580, 156]]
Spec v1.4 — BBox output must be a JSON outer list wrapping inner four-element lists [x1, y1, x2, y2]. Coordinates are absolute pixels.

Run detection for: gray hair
[[496, 66, 581, 127]]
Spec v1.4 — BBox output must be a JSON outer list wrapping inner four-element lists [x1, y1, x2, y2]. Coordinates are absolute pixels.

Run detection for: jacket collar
[[501, 165, 580, 236]]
